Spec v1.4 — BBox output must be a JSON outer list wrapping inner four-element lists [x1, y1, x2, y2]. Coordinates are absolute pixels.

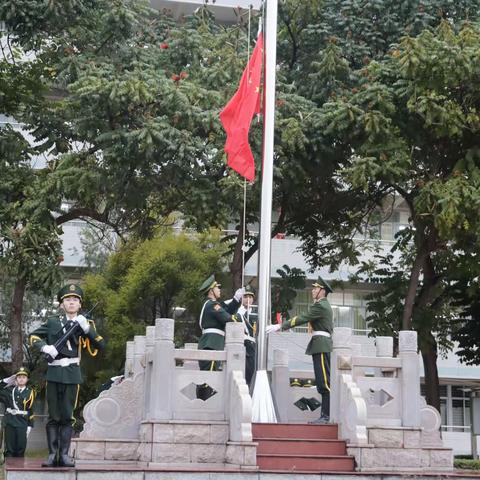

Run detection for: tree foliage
[[80, 229, 227, 392]]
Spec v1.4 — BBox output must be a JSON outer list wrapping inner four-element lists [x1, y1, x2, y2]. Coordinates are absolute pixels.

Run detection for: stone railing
[[271, 327, 452, 471], [75, 318, 256, 467]]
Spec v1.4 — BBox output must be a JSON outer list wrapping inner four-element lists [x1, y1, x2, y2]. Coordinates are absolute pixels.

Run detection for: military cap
[[198, 275, 221, 295], [15, 367, 29, 378], [244, 285, 256, 297], [312, 276, 333, 294], [290, 378, 302, 387], [57, 284, 84, 302]]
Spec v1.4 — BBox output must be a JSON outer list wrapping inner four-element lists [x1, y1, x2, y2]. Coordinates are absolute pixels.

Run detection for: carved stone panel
[[80, 373, 144, 440]]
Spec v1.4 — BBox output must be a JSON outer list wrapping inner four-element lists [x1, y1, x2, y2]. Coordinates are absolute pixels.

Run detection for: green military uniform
[[235, 286, 257, 387], [280, 277, 333, 421], [197, 275, 240, 371], [0, 368, 35, 457], [29, 284, 105, 467]]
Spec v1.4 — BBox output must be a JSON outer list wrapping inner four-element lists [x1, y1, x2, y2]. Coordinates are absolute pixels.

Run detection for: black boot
[[42, 425, 59, 467], [58, 425, 75, 467]]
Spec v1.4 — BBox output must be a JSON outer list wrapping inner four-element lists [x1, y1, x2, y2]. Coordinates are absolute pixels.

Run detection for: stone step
[[252, 422, 338, 440], [257, 453, 355, 471], [255, 437, 347, 456]]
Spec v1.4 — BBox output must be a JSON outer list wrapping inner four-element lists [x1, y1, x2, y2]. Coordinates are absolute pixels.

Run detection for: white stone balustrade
[[73, 318, 255, 467], [270, 327, 452, 471]]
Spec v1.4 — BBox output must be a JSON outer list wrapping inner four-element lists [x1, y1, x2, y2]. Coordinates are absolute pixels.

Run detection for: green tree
[[80, 229, 227, 394], [271, 265, 306, 320], [300, 20, 480, 410]]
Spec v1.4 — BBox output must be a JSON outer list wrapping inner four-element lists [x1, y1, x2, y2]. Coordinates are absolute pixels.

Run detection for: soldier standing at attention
[[235, 285, 257, 387], [29, 284, 105, 467], [0, 367, 35, 457], [197, 275, 244, 371], [267, 277, 333, 424]]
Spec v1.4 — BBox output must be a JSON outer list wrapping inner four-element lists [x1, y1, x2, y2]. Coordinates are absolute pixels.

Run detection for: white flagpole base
[[251, 370, 277, 423]]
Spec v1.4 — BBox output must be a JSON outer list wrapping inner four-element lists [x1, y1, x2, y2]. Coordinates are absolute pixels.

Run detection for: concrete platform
[[5, 458, 480, 480]]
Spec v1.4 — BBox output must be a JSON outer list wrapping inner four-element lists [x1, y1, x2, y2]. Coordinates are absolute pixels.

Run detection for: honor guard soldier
[[267, 276, 333, 423], [197, 275, 244, 371], [29, 284, 105, 467], [235, 285, 257, 387], [0, 367, 35, 457]]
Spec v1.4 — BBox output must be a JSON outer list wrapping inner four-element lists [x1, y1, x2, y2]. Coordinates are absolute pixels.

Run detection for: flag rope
[[241, 6, 252, 291]]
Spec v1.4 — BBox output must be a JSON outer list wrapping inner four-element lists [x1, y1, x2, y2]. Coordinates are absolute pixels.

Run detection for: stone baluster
[[133, 335, 146, 375], [351, 343, 364, 378], [183, 343, 199, 370], [375, 336, 394, 404], [143, 326, 155, 419], [399, 330, 420, 427], [271, 349, 290, 422], [124, 341, 134, 378], [225, 322, 246, 419], [149, 318, 175, 421], [331, 327, 352, 423]]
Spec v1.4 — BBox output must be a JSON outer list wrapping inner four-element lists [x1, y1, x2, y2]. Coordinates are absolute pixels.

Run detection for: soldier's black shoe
[[308, 415, 330, 424], [58, 425, 75, 467], [42, 425, 59, 467]]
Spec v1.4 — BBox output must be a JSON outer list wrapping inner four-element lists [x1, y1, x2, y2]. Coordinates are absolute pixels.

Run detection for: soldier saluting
[[235, 285, 257, 387], [267, 276, 333, 424], [29, 284, 105, 467], [197, 275, 244, 371], [0, 367, 35, 458]]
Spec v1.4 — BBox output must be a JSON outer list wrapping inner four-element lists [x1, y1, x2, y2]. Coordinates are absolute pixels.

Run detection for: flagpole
[[252, 0, 278, 423]]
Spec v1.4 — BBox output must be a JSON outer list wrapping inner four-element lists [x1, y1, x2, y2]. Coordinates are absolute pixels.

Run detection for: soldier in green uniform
[[197, 275, 244, 371], [29, 284, 105, 467], [267, 276, 333, 423], [235, 285, 257, 387], [0, 367, 35, 457]]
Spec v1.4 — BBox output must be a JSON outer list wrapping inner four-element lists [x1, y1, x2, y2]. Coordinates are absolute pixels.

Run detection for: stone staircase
[[253, 423, 355, 472]]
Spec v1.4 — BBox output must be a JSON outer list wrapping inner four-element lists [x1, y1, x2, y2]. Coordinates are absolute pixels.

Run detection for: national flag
[[220, 33, 263, 182]]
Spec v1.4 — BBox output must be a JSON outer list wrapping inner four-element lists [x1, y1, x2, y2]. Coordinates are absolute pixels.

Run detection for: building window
[[290, 289, 368, 334], [421, 384, 471, 432]]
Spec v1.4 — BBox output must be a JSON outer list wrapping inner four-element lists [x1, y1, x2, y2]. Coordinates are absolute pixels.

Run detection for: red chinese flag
[[220, 33, 263, 182]]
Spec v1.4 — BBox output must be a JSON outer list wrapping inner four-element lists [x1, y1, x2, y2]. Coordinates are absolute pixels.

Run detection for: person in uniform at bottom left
[[0, 367, 35, 458], [29, 284, 105, 468]]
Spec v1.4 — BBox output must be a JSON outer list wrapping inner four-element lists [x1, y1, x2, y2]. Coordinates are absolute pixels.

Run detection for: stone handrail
[[338, 373, 368, 444], [229, 370, 253, 442], [271, 327, 442, 447], [80, 317, 248, 440]]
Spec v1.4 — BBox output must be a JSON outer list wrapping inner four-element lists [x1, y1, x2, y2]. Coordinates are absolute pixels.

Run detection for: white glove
[[76, 314, 90, 333], [26, 426, 32, 438], [234, 287, 245, 302], [2, 374, 16, 386], [41, 345, 59, 359], [266, 324, 281, 334]]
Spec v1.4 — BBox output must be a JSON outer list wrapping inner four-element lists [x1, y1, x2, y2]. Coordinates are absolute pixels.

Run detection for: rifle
[[44, 321, 83, 363], [43, 302, 99, 363]]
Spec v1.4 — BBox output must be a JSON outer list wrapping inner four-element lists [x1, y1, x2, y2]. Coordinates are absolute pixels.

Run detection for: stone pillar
[[149, 318, 175, 420], [271, 349, 290, 422], [125, 341, 134, 378], [351, 343, 364, 378], [225, 322, 246, 419], [376, 336, 393, 357], [144, 326, 155, 418], [133, 335, 146, 375], [375, 336, 394, 404], [399, 330, 421, 427], [331, 327, 352, 423]]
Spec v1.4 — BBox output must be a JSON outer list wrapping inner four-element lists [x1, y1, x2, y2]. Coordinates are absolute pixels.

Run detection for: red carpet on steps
[[253, 422, 356, 472]]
